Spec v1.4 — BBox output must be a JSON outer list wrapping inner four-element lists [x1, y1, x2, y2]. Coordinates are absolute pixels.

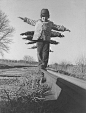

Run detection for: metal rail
[[41, 69, 86, 113], [48, 70, 86, 89]]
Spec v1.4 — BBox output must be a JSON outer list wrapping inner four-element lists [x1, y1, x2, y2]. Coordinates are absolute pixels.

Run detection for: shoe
[[41, 76, 46, 83], [38, 65, 47, 71], [41, 67, 47, 71]]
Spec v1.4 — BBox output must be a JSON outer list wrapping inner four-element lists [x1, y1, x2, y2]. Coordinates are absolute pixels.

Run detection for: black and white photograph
[[0, 0, 86, 113]]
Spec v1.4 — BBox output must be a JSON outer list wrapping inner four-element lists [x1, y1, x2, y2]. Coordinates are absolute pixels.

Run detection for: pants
[[37, 41, 50, 69]]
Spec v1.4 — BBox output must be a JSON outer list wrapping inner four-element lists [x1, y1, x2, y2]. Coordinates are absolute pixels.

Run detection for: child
[[24, 8, 70, 70]]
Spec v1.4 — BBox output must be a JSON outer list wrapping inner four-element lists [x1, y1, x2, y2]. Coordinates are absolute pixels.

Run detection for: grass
[[0, 66, 53, 113]]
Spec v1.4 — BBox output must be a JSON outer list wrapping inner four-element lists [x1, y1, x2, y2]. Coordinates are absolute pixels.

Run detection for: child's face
[[41, 16, 48, 22]]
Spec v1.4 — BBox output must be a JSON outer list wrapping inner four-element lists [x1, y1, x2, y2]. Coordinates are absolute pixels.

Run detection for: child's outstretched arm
[[23, 17, 37, 26], [52, 23, 70, 32]]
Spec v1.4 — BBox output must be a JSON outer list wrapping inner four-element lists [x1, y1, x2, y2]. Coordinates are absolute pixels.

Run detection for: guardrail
[[41, 69, 86, 113]]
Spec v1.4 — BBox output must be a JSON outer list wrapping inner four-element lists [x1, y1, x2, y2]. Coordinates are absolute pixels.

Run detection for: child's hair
[[40, 9, 50, 18]]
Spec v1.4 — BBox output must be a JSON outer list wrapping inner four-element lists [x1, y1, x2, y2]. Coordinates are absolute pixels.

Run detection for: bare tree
[[23, 55, 35, 62], [59, 61, 72, 71], [0, 10, 15, 56], [60, 61, 67, 70], [75, 55, 86, 73]]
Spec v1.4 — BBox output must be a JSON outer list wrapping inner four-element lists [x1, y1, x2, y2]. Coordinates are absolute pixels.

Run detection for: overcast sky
[[0, 0, 86, 64]]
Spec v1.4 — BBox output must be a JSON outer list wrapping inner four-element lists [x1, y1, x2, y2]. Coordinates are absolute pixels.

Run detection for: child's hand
[[66, 28, 71, 32], [24, 17, 27, 22]]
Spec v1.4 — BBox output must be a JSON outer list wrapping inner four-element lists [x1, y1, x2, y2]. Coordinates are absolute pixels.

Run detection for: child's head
[[40, 9, 50, 22]]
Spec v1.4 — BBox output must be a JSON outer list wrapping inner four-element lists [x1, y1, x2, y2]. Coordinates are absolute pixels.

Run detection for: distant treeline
[[0, 59, 38, 64]]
